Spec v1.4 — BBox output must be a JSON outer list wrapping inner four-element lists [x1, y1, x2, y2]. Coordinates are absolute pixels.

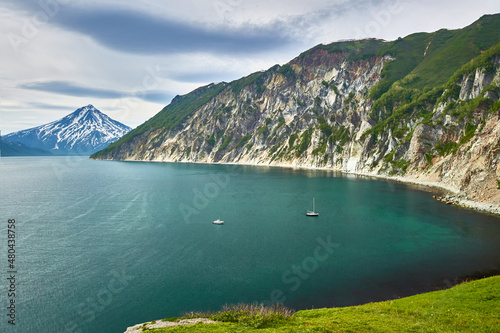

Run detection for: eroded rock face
[[459, 68, 495, 101], [427, 113, 500, 204], [406, 123, 438, 170], [97, 50, 500, 210], [406, 64, 500, 207], [111, 51, 392, 168]]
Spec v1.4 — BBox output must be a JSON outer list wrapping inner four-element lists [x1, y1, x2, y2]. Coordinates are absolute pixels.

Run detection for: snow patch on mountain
[[4, 105, 131, 155]]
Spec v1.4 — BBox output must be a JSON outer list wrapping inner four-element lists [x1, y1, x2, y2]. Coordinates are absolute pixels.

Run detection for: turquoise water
[[1, 156, 500, 332]]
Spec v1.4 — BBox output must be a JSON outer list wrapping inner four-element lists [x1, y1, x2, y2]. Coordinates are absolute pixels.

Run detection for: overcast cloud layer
[[1, 0, 499, 134]]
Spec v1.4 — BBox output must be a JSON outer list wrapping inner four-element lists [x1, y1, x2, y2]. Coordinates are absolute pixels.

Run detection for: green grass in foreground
[[147, 276, 500, 332]]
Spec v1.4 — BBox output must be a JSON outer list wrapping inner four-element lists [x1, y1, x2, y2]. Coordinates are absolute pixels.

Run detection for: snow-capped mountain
[[4, 105, 132, 155]]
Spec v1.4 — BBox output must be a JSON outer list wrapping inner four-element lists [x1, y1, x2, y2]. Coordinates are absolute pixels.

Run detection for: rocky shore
[[124, 318, 218, 333], [349, 171, 500, 216], [432, 193, 500, 216]]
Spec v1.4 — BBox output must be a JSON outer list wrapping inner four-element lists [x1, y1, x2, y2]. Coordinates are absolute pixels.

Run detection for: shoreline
[[349, 172, 500, 217], [96, 157, 500, 217]]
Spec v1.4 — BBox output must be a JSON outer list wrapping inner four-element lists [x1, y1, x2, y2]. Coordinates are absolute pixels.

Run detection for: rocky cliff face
[[360, 54, 500, 212], [385, 57, 500, 210], [95, 49, 391, 164], [92, 18, 500, 213]]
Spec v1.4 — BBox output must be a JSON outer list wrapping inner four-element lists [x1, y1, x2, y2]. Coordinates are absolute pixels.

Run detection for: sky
[[1, 0, 499, 134]]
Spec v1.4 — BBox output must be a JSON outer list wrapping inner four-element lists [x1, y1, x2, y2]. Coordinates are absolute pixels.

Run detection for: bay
[[1, 156, 500, 333]]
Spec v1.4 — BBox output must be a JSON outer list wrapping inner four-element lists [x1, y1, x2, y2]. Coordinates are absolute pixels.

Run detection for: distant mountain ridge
[[5, 105, 131, 155], [0, 137, 52, 156]]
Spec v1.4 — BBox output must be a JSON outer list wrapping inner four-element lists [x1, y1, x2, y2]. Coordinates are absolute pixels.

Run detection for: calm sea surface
[[1, 156, 500, 332]]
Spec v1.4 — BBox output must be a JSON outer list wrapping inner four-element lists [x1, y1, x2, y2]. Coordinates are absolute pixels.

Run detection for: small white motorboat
[[213, 219, 224, 225]]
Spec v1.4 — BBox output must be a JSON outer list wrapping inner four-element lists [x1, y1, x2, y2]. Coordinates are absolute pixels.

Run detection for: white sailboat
[[306, 198, 319, 217]]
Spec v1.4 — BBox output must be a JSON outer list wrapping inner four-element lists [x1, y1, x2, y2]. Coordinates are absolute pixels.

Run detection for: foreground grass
[[147, 276, 500, 332]]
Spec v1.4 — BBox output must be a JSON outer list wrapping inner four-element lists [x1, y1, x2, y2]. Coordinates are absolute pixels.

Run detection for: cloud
[[167, 71, 242, 84], [139, 91, 174, 104], [20, 81, 124, 99], [1, 0, 306, 55], [0, 0, 406, 60], [49, 6, 294, 55], [19, 81, 173, 104], [27, 102, 76, 110]]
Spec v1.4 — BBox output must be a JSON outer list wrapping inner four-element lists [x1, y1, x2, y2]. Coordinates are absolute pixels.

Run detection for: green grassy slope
[[371, 13, 500, 100], [403, 13, 500, 90], [368, 32, 432, 101], [304, 14, 500, 101], [364, 41, 500, 143], [144, 276, 500, 332]]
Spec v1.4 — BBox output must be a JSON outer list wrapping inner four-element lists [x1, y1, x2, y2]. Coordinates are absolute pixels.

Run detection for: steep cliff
[[92, 14, 500, 212]]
